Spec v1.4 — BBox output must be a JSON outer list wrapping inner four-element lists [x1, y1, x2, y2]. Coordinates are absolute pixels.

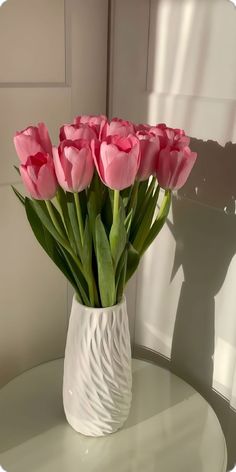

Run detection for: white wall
[[0, 0, 108, 387]]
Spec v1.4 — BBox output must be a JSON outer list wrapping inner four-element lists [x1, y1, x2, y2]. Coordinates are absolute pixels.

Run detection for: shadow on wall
[[130, 0, 236, 466], [134, 139, 236, 471], [170, 138, 236, 470]]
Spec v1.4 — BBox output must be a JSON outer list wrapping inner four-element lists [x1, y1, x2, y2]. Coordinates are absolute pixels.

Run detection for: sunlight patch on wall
[[143, 322, 172, 358], [213, 337, 236, 407], [135, 202, 184, 357]]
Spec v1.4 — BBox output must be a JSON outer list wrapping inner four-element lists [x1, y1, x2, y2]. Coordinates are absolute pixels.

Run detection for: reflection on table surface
[[0, 358, 227, 472]]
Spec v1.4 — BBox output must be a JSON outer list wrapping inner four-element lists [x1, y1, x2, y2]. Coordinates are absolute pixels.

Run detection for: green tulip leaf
[[59, 246, 91, 306], [134, 179, 149, 216], [82, 217, 92, 271], [109, 207, 127, 269], [12, 186, 25, 206], [124, 208, 133, 237], [132, 184, 160, 252], [87, 191, 98, 243], [131, 178, 154, 238], [13, 165, 20, 176], [120, 186, 132, 209], [29, 199, 67, 247], [95, 214, 116, 307], [25, 198, 81, 300], [80, 217, 97, 306], [141, 190, 171, 255], [125, 243, 140, 283], [116, 250, 128, 303], [66, 192, 83, 256], [56, 188, 77, 253]]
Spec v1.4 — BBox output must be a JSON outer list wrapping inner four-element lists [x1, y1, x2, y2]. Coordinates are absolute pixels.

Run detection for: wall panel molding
[[146, 0, 236, 102], [0, 0, 66, 85]]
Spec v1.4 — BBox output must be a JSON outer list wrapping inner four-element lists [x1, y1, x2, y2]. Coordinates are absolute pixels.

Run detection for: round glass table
[[0, 358, 227, 472]]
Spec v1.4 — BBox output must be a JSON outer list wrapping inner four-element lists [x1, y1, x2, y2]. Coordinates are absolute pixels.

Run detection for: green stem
[[56, 193, 69, 238], [74, 192, 84, 246], [158, 189, 171, 219], [140, 177, 155, 212], [128, 180, 139, 214], [132, 183, 160, 252], [131, 178, 155, 235], [87, 275, 95, 307], [93, 278, 100, 307], [140, 189, 171, 256], [113, 189, 120, 224], [45, 200, 65, 238], [45, 200, 84, 274]]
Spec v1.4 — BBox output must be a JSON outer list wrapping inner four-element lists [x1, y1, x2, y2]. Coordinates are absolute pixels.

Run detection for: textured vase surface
[[63, 295, 132, 436]]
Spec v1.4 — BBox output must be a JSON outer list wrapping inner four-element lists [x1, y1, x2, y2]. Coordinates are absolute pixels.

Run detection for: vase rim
[[72, 294, 126, 313]]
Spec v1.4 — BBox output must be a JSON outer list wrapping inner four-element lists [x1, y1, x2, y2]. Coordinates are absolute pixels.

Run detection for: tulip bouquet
[[13, 115, 197, 308]]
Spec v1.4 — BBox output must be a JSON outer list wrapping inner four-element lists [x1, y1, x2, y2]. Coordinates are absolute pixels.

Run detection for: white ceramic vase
[[63, 294, 132, 436]]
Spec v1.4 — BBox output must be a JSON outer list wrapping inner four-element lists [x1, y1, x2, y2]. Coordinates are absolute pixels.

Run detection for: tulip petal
[[157, 147, 172, 189], [103, 152, 139, 190], [23, 126, 40, 140], [170, 149, 197, 189], [38, 122, 52, 155], [20, 165, 40, 199], [137, 140, 158, 181], [70, 148, 94, 192], [53, 146, 71, 192], [27, 164, 38, 184], [91, 140, 104, 181], [37, 163, 57, 200], [157, 146, 197, 190], [64, 146, 86, 191], [105, 118, 135, 138], [14, 134, 43, 164], [100, 143, 122, 168]]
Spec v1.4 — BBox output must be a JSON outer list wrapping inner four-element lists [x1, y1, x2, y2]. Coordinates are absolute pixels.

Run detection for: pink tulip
[[20, 152, 58, 200], [134, 123, 151, 132], [14, 123, 52, 164], [60, 124, 96, 141], [136, 130, 160, 181], [74, 114, 107, 138], [102, 118, 135, 139], [148, 125, 168, 151], [164, 125, 190, 149], [53, 139, 94, 193], [156, 145, 197, 190], [92, 135, 140, 190], [151, 123, 190, 150]]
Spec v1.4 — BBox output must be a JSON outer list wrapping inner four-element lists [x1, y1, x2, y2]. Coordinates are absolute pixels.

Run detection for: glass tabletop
[[0, 358, 227, 472]]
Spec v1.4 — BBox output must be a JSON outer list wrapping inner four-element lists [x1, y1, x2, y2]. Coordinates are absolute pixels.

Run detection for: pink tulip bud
[[102, 118, 135, 139], [53, 139, 94, 193], [134, 123, 151, 132], [151, 123, 190, 150], [74, 114, 107, 139], [156, 145, 197, 190], [163, 125, 190, 149], [136, 130, 160, 181], [14, 122, 52, 164], [92, 134, 140, 190], [149, 125, 167, 143], [20, 152, 58, 200], [59, 123, 97, 142]]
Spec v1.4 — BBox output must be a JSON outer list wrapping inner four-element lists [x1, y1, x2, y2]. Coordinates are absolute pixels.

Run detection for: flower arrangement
[[13, 115, 197, 308]]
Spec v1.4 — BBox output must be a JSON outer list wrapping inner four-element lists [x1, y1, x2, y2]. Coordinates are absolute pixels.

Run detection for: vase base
[[64, 411, 129, 437]]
